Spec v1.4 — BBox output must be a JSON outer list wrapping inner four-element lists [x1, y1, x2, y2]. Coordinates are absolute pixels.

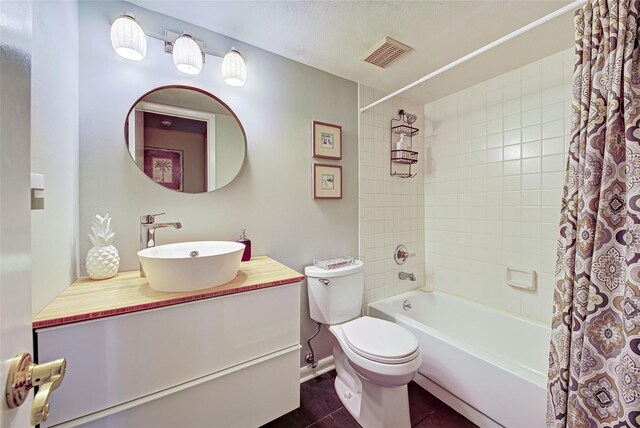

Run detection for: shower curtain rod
[[360, 0, 587, 112]]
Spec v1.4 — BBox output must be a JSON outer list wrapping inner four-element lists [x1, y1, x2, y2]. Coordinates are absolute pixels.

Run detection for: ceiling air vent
[[361, 37, 412, 68]]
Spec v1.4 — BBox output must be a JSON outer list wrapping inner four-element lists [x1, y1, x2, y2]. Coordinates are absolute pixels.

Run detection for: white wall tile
[[522, 92, 541, 111], [522, 124, 541, 142], [522, 76, 541, 95], [487, 87, 503, 105], [487, 133, 503, 148], [542, 102, 564, 123], [503, 144, 522, 160], [542, 154, 565, 172], [504, 82, 521, 100], [423, 48, 572, 324], [522, 109, 541, 126], [487, 147, 503, 163], [487, 103, 503, 119], [360, 87, 425, 302], [543, 120, 564, 139], [522, 61, 541, 79], [542, 85, 565, 106], [487, 118, 503, 134], [504, 113, 521, 131], [503, 175, 521, 191], [504, 98, 521, 115], [522, 157, 541, 174], [522, 141, 542, 158], [504, 129, 521, 146], [543, 137, 565, 155], [522, 190, 541, 206], [522, 173, 542, 190]]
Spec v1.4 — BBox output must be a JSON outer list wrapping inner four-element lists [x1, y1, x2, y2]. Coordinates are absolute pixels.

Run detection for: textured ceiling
[[127, 0, 577, 104]]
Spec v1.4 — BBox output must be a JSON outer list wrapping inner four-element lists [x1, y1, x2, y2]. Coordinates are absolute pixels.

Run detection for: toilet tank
[[305, 260, 365, 324]]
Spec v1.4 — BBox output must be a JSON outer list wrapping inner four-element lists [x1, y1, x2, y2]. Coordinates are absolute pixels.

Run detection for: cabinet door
[[37, 283, 300, 426], [76, 347, 300, 428]]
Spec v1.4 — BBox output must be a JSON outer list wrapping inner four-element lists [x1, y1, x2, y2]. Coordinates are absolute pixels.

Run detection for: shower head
[[399, 109, 417, 124]]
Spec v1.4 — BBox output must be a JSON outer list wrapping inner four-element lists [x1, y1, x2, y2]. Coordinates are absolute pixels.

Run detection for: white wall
[[31, 0, 79, 316], [424, 49, 573, 323], [78, 1, 358, 366], [216, 114, 245, 187], [359, 85, 425, 304]]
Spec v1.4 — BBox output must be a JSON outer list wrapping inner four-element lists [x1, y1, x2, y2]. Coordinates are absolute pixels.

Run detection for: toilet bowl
[[329, 316, 421, 428], [305, 261, 421, 428]]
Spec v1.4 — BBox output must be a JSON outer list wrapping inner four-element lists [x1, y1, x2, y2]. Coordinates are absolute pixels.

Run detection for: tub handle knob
[[395, 244, 415, 265], [403, 300, 412, 311], [319, 279, 330, 286]]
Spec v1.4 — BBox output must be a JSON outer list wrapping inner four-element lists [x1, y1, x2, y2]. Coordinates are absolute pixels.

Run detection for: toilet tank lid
[[305, 260, 364, 278]]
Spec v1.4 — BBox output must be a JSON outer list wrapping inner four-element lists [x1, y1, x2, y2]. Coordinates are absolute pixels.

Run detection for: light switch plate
[[31, 173, 44, 189]]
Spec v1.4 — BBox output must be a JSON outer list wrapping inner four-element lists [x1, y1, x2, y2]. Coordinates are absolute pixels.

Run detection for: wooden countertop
[[33, 256, 304, 329]]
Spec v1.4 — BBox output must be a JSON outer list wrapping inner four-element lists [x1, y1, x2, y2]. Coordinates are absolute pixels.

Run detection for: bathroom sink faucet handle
[[140, 213, 165, 224]]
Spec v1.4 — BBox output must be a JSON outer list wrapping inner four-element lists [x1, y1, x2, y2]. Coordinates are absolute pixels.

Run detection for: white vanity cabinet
[[35, 281, 301, 427]]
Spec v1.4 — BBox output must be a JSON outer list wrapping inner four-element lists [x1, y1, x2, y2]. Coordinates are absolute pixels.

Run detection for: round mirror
[[125, 86, 246, 193]]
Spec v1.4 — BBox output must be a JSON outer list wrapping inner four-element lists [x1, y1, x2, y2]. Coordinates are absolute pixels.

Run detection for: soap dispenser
[[237, 229, 251, 262]]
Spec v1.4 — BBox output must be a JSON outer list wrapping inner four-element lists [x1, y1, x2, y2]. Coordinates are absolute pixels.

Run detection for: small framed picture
[[144, 147, 184, 192], [313, 121, 342, 159], [313, 163, 342, 199]]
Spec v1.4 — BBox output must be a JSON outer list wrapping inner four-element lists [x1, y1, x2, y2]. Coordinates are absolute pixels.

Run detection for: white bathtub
[[368, 290, 550, 428]]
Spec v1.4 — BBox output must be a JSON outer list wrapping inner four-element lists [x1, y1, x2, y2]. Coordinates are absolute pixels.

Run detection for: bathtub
[[368, 290, 550, 428]]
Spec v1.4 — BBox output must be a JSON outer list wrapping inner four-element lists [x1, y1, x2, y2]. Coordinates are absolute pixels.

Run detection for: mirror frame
[[124, 84, 248, 192]]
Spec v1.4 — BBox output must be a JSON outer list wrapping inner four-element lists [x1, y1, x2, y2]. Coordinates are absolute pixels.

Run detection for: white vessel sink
[[138, 241, 245, 292]]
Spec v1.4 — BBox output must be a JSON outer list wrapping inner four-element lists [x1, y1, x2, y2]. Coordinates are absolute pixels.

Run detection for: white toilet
[[305, 260, 421, 428]]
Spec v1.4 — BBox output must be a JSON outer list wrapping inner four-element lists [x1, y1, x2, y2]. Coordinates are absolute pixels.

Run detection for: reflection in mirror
[[125, 86, 246, 193]]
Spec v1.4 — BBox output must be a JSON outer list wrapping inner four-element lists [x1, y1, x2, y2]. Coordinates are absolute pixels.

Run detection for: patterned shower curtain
[[547, 0, 640, 426]]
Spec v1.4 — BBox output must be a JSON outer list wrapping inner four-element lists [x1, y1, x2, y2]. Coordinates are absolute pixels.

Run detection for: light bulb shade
[[221, 49, 247, 87], [172, 35, 203, 75], [110, 14, 147, 61]]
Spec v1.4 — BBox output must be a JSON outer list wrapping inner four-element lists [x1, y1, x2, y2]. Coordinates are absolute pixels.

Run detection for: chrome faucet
[[399, 271, 416, 281], [139, 213, 182, 277]]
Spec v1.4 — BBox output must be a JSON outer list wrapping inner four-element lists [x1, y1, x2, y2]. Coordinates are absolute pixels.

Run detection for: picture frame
[[312, 121, 342, 159], [144, 147, 184, 192], [313, 163, 342, 199]]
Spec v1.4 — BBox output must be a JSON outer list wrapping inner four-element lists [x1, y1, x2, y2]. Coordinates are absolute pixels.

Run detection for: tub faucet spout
[[399, 271, 416, 281]]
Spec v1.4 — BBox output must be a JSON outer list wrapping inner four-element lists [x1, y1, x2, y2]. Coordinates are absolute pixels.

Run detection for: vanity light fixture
[[110, 13, 147, 61], [172, 33, 203, 75], [221, 48, 247, 87], [109, 16, 247, 86]]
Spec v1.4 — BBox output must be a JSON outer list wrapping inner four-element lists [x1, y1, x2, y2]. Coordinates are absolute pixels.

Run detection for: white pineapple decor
[[86, 214, 120, 280]]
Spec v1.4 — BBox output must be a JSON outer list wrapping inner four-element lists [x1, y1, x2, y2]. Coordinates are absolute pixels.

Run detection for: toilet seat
[[341, 317, 419, 364], [329, 318, 421, 389]]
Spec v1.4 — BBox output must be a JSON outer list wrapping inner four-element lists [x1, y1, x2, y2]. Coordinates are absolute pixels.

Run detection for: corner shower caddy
[[390, 109, 419, 178]]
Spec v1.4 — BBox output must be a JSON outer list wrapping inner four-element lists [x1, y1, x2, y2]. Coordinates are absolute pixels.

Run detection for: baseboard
[[299, 355, 335, 383], [413, 372, 503, 428]]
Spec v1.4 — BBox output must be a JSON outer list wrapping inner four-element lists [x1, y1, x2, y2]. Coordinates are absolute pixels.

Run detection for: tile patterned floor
[[262, 371, 477, 428]]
